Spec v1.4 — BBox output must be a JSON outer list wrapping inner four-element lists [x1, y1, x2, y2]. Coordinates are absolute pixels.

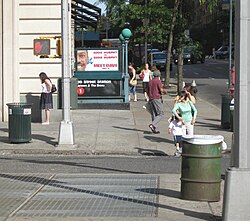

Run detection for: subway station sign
[[76, 49, 119, 72], [78, 79, 120, 96]]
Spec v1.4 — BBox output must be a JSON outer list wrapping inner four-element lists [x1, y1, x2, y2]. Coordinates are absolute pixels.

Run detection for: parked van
[[148, 51, 172, 71]]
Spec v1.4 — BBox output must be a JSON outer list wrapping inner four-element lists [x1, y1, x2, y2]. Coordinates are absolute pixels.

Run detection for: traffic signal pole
[[58, 0, 75, 145], [222, 0, 250, 220]]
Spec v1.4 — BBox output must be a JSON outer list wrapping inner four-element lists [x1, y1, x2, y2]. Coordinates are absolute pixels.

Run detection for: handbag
[[51, 84, 57, 93], [130, 79, 137, 86], [139, 73, 144, 80]]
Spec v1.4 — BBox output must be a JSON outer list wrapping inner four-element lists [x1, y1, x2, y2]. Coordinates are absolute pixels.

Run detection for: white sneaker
[[174, 150, 181, 157]]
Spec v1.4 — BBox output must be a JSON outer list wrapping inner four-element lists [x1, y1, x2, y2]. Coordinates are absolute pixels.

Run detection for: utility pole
[[58, 0, 75, 145], [144, 0, 148, 65], [228, 0, 233, 88], [222, 1, 250, 220]]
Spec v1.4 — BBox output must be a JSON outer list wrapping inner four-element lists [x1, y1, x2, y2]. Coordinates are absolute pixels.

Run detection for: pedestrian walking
[[139, 63, 152, 101], [39, 72, 53, 125], [168, 114, 183, 157], [151, 65, 161, 80], [212, 47, 216, 59], [148, 70, 165, 134], [128, 63, 137, 102], [172, 91, 197, 137]]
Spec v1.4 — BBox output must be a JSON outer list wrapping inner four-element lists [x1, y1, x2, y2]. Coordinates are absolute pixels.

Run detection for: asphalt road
[[0, 155, 230, 175], [172, 59, 229, 108]]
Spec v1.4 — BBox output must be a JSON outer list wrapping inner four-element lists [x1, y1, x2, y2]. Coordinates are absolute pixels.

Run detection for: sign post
[[222, 1, 250, 220], [58, 0, 75, 145]]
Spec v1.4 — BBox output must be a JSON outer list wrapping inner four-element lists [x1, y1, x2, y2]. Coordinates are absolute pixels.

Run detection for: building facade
[[0, 0, 62, 122], [0, 0, 101, 122]]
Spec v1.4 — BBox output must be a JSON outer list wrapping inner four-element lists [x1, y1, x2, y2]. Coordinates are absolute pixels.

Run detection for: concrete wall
[[19, 0, 62, 122], [0, 0, 20, 121], [0, 0, 63, 122]]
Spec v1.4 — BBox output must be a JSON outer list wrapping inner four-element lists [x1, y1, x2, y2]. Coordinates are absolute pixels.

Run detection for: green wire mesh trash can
[[181, 135, 224, 202], [6, 103, 32, 143]]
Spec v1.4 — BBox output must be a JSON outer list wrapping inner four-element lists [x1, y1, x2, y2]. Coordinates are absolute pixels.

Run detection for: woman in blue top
[[172, 91, 197, 137]]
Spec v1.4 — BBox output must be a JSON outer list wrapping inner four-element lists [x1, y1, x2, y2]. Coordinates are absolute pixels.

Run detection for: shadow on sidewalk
[[196, 121, 226, 131], [0, 136, 10, 144], [32, 134, 57, 146], [0, 157, 147, 174], [0, 173, 214, 221], [113, 126, 152, 134], [135, 148, 168, 156], [144, 135, 173, 144], [204, 118, 221, 122], [137, 188, 180, 199]]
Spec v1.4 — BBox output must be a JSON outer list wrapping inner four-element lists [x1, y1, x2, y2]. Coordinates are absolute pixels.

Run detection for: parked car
[[148, 51, 172, 71], [141, 48, 160, 64], [215, 46, 230, 59], [174, 46, 205, 64]]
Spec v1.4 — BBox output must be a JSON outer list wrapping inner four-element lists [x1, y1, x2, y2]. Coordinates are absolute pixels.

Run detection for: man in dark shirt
[[148, 70, 165, 133]]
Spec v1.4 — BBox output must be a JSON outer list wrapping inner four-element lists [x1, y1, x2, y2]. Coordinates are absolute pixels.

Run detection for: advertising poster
[[78, 79, 120, 97], [77, 49, 119, 71]]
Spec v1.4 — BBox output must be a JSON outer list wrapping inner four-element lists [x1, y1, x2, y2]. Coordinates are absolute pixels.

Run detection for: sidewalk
[[0, 84, 232, 156], [0, 83, 232, 220]]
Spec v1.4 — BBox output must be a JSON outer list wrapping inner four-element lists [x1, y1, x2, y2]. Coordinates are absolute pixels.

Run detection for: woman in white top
[[139, 63, 152, 101], [39, 72, 53, 125]]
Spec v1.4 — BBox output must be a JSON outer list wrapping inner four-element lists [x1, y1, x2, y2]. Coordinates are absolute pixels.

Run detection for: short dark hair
[[153, 70, 161, 77]]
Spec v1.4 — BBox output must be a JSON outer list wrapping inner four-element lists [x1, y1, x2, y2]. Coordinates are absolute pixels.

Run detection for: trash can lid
[[182, 135, 224, 145], [6, 103, 32, 108]]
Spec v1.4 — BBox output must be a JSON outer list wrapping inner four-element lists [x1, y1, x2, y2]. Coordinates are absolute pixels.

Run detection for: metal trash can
[[181, 135, 224, 202], [221, 94, 232, 129], [6, 103, 32, 143]]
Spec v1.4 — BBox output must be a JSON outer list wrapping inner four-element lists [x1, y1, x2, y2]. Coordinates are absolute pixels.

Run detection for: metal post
[[122, 42, 125, 77], [144, 0, 148, 64], [228, 0, 233, 88], [58, 0, 75, 145], [222, 1, 250, 220], [124, 40, 129, 102]]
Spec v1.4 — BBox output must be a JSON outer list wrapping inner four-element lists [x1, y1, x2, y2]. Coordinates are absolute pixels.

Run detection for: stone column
[[2, 0, 19, 121]]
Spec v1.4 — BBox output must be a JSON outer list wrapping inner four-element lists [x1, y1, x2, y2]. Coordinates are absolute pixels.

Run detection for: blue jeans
[[129, 85, 136, 95]]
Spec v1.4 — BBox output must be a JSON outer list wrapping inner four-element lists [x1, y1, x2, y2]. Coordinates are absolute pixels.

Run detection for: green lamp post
[[119, 33, 125, 77], [121, 28, 132, 103]]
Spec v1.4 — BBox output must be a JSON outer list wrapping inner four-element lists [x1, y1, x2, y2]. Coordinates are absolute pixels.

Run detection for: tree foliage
[[99, 0, 172, 47]]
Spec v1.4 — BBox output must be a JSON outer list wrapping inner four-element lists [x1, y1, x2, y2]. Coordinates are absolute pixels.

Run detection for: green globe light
[[119, 33, 125, 42], [122, 28, 132, 40]]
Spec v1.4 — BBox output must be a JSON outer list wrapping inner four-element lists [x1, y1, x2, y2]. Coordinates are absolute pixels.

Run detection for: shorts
[[173, 135, 182, 146], [142, 82, 149, 94]]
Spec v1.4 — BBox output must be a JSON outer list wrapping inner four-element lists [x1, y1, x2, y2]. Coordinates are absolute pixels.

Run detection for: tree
[[98, 0, 172, 66], [164, 0, 181, 88], [164, 0, 219, 90]]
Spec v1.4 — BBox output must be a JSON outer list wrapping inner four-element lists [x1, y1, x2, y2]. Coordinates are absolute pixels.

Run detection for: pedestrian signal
[[33, 39, 50, 56]]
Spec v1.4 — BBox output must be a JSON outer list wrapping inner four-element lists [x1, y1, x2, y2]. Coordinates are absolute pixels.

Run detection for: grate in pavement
[[0, 174, 159, 218]]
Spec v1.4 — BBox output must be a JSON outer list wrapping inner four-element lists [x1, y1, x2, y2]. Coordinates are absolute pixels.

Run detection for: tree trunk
[[164, 0, 181, 87], [177, 48, 184, 93]]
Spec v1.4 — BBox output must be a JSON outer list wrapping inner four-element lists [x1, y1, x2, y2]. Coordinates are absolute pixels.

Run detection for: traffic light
[[56, 38, 62, 56], [33, 39, 50, 56]]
